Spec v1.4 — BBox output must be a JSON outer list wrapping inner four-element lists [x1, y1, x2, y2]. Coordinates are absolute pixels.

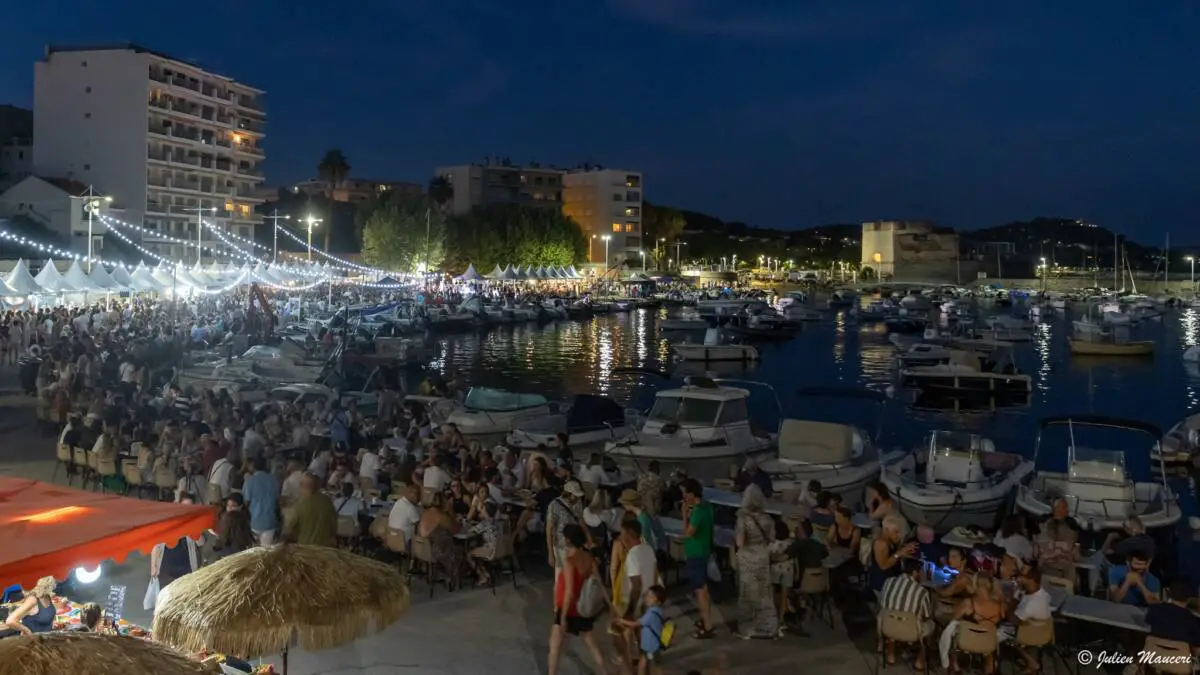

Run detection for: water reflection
[[1033, 322, 1052, 393]]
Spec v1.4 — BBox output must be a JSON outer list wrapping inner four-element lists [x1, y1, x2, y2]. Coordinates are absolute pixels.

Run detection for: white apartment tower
[[562, 168, 643, 267], [33, 44, 266, 262]]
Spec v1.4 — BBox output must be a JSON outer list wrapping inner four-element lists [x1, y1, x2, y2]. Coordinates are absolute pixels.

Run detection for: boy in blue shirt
[[1107, 549, 1160, 606], [620, 585, 670, 675]]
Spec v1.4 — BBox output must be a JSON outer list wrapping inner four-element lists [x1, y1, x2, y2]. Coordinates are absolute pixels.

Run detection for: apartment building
[[435, 161, 564, 215], [291, 177, 422, 203], [562, 168, 643, 266], [0, 105, 33, 191], [33, 44, 266, 262]]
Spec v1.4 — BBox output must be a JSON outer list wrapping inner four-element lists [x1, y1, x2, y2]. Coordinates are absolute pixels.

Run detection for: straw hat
[[618, 489, 641, 508], [0, 631, 219, 675], [152, 544, 410, 659]]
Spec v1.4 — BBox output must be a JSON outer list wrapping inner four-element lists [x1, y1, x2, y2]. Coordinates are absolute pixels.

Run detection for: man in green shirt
[[283, 473, 338, 546], [680, 478, 715, 638]]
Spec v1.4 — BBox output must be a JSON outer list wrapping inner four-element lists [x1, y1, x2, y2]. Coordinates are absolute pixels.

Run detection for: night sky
[[1, 2, 1197, 236]]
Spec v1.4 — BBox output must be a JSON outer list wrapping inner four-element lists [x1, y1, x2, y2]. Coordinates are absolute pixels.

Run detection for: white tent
[[533, 265, 547, 279], [523, 265, 535, 280], [131, 264, 167, 293], [456, 264, 483, 282], [485, 265, 505, 280], [501, 265, 519, 281], [566, 265, 582, 279], [109, 264, 136, 289], [87, 264, 125, 291], [64, 260, 103, 292], [206, 261, 226, 278], [34, 260, 74, 293], [6, 259, 42, 295], [152, 265, 188, 290], [189, 262, 213, 285]]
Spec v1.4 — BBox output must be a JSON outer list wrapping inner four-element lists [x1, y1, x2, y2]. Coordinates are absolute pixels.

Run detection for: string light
[[274, 224, 385, 275]]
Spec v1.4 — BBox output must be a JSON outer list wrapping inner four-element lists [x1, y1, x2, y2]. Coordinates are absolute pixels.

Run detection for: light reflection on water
[[428, 306, 1200, 453]]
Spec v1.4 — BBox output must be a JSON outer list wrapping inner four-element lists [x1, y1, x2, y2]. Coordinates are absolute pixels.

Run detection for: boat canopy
[[778, 419, 860, 464], [463, 387, 547, 411], [565, 394, 625, 432]]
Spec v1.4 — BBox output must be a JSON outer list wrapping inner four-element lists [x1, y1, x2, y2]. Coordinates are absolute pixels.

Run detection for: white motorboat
[[881, 430, 1034, 533], [758, 387, 904, 507], [900, 349, 1032, 398], [1156, 412, 1200, 465], [507, 394, 639, 450], [660, 318, 710, 331], [696, 297, 765, 316], [604, 376, 775, 478], [672, 328, 759, 362], [444, 387, 551, 436], [1015, 415, 1181, 531]]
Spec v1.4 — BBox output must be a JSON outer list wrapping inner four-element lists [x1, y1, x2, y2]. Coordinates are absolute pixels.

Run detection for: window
[[225, 201, 234, 211], [623, 223, 635, 233], [611, 223, 621, 232], [83, 164, 90, 170], [612, 193, 623, 201], [872, 253, 882, 263], [85, 86, 91, 93], [625, 175, 640, 188], [624, 206, 640, 217], [84, 113, 90, 119], [625, 236, 639, 247], [238, 204, 250, 216], [625, 190, 641, 201], [81, 60, 87, 67]]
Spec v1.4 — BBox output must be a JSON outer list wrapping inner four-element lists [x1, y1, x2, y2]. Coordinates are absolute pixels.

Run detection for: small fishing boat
[[1068, 337, 1155, 357], [444, 387, 551, 436], [758, 387, 904, 506], [507, 394, 638, 449], [723, 313, 799, 341], [881, 430, 1034, 532], [672, 328, 760, 362], [1015, 415, 1181, 531], [660, 318, 709, 331], [901, 349, 1032, 396]]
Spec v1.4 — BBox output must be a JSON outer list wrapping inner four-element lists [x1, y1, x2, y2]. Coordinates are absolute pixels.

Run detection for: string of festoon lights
[[93, 212, 414, 291], [272, 223, 386, 275], [98, 220, 249, 294], [0, 228, 122, 269]]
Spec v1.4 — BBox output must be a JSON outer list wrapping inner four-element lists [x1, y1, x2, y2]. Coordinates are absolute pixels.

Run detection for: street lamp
[[1039, 256, 1047, 293], [80, 186, 112, 273], [264, 210, 290, 263], [303, 214, 323, 260], [178, 206, 218, 265], [639, 249, 646, 273], [1186, 256, 1195, 290], [601, 235, 611, 270]]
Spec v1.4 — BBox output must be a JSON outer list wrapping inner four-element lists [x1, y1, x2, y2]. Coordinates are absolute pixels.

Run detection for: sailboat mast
[[1113, 232, 1118, 292], [1165, 232, 1170, 286]]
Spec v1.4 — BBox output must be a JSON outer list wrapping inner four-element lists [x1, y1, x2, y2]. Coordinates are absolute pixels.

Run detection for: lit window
[[225, 201, 234, 211], [612, 223, 621, 232], [239, 204, 250, 216], [872, 253, 882, 263], [624, 223, 634, 233]]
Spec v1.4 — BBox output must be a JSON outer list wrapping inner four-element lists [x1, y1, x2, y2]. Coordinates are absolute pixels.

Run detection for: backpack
[[645, 607, 675, 652], [576, 569, 607, 618]]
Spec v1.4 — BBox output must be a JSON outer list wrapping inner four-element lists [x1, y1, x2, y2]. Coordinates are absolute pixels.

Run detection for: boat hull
[[446, 404, 552, 436], [760, 450, 904, 509], [1068, 339, 1155, 357], [672, 344, 759, 362], [604, 436, 775, 482]]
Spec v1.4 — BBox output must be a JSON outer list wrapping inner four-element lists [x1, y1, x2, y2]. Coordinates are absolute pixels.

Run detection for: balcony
[[236, 119, 265, 134], [236, 95, 263, 112], [235, 144, 263, 157], [236, 165, 263, 177], [148, 123, 170, 137]]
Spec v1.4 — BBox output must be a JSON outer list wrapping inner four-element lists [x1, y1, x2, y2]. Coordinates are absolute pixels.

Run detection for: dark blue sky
[[1, 1, 1197, 236]]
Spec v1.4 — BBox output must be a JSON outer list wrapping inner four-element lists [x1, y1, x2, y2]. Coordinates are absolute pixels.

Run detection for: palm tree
[[316, 149, 351, 251], [428, 175, 453, 211]]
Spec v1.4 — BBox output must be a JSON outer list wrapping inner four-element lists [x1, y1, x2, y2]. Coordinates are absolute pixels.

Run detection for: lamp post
[[639, 249, 646, 273], [303, 215, 323, 260], [80, 186, 112, 273], [1039, 256, 1047, 293], [264, 210, 290, 264], [591, 234, 597, 263], [178, 206, 217, 265], [602, 235, 611, 270], [1187, 256, 1195, 291]]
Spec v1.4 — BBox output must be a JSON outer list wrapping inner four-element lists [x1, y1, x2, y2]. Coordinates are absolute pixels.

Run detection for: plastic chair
[[383, 528, 409, 574], [408, 535, 442, 598], [94, 456, 119, 493], [1141, 636, 1193, 675], [798, 567, 834, 627], [72, 447, 93, 488], [954, 621, 998, 672], [122, 464, 145, 498], [876, 609, 926, 673], [482, 530, 520, 595], [1014, 618, 1055, 672], [53, 443, 74, 484]]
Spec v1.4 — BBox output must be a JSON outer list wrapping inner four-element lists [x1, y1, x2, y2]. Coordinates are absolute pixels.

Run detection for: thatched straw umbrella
[[0, 631, 220, 675], [152, 544, 410, 674]]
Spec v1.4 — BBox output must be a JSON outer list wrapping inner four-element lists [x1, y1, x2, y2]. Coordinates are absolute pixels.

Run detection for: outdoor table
[[703, 487, 806, 518], [659, 515, 735, 549], [1058, 594, 1148, 632]]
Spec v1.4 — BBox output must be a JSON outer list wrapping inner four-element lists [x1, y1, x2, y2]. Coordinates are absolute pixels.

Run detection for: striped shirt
[[879, 573, 932, 621]]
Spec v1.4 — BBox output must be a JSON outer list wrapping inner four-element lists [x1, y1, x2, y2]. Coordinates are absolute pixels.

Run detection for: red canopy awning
[[0, 478, 216, 588]]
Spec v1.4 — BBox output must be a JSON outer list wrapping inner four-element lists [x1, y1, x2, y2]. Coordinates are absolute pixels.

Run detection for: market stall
[[0, 477, 215, 640]]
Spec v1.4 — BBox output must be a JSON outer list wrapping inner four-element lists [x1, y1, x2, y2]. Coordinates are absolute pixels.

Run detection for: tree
[[428, 175, 453, 211], [361, 196, 446, 272], [316, 149, 351, 252], [444, 204, 587, 271], [643, 202, 686, 264]]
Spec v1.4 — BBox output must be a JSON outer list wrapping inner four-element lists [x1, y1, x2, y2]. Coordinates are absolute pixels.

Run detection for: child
[[620, 585, 671, 675]]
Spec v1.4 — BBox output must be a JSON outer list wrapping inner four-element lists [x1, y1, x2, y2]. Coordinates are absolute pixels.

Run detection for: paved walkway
[[0, 373, 882, 674]]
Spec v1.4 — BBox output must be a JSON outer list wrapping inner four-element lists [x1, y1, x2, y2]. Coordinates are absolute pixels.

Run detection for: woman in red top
[[548, 524, 607, 675]]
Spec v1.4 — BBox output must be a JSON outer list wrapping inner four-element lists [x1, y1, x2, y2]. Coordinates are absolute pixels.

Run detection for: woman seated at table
[[945, 574, 1005, 675], [467, 484, 491, 522], [447, 478, 471, 517], [869, 515, 915, 596], [808, 491, 836, 539], [936, 548, 975, 600], [865, 482, 895, 522], [527, 455, 554, 493], [417, 492, 465, 588], [830, 507, 861, 552], [2, 576, 58, 637], [468, 501, 503, 586]]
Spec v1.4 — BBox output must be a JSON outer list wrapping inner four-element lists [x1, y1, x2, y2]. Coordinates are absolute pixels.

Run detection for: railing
[[236, 145, 263, 156], [618, 420, 757, 449], [236, 167, 263, 177], [1016, 483, 1171, 525]]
